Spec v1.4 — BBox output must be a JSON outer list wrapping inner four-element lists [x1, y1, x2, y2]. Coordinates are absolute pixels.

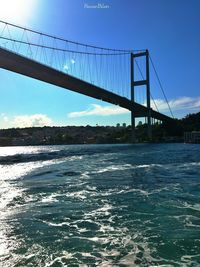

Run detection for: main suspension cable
[[0, 20, 145, 53], [149, 54, 174, 118]]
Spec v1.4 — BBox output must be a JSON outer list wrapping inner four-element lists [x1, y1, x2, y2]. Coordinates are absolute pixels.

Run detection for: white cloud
[[1, 113, 8, 122], [68, 96, 200, 119], [3, 116, 8, 122], [0, 113, 8, 122], [68, 104, 129, 118], [12, 114, 53, 128], [151, 96, 200, 112]]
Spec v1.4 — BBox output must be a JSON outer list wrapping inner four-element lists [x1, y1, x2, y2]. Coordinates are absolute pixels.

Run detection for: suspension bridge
[[0, 20, 174, 142]]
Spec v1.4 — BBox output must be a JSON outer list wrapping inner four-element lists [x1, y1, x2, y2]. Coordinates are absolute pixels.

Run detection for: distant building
[[184, 131, 200, 143]]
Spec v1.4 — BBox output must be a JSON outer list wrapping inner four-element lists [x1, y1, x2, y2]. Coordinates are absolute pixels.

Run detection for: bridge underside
[[0, 47, 172, 122]]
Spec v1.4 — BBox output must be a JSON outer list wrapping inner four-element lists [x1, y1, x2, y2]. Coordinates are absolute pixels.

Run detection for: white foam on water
[[119, 188, 149, 196], [86, 185, 97, 191], [134, 164, 161, 169], [41, 194, 59, 203], [94, 164, 132, 173], [180, 202, 200, 211], [24, 253, 36, 260], [80, 161, 157, 179], [0, 180, 23, 211], [181, 161, 200, 167], [66, 190, 88, 200], [0, 158, 68, 181], [81, 252, 97, 258], [100, 250, 121, 257], [97, 260, 116, 267], [85, 203, 114, 217], [81, 171, 90, 179], [188, 203, 200, 211], [149, 265, 174, 267], [99, 223, 115, 233], [68, 155, 83, 161], [44, 252, 75, 267], [49, 221, 69, 227], [185, 221, 200, 228], [78, 227, 88, 233], [98, 187, 149, 197], [73, 218, 101, 227], [0, 229, 9, 258], [44, 220, 70, 227], [181, 253, 200, 264], [87, 236, 110, 245], [119, 252, 138, 266]]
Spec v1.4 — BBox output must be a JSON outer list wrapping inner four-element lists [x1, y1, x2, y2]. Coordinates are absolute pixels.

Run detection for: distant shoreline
[[0, 124, 185, 147], [1, 111, 200, 146]]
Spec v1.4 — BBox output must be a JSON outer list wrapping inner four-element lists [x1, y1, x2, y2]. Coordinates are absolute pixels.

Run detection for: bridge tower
[[130, 49, 152, 142]]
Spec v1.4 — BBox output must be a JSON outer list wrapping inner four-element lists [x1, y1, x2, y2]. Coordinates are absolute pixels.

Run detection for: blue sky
[[0, 0, 200, 128]]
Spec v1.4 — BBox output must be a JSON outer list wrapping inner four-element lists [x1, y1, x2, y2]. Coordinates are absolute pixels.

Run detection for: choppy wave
[[1, 143, 200, 266], [0, 144, 130, 165]]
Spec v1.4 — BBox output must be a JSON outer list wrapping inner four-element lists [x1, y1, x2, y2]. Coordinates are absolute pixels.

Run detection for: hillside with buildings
[[0, 112, 199, 146], [0, 125, 130, 146]]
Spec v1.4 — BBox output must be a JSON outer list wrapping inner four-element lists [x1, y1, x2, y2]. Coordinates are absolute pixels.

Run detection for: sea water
[[0, 143, 200, 266]]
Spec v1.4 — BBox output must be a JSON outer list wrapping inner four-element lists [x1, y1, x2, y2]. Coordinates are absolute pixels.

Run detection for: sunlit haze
[[0, 0, 37, 24]]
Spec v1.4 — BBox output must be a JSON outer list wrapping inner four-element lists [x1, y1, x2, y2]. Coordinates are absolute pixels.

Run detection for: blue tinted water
[[0, 143, 200, 266]]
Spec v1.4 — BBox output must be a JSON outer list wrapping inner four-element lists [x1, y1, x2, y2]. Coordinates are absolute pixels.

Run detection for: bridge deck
[[0, 47, 172, 122]]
